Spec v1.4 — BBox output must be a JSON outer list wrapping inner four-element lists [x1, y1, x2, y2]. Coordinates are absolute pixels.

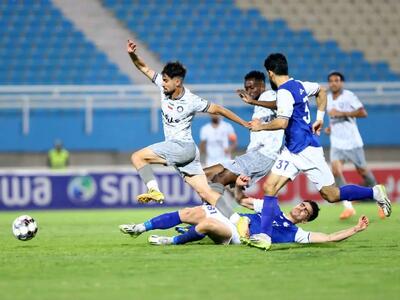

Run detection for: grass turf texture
[[1, 203, 399, 300]]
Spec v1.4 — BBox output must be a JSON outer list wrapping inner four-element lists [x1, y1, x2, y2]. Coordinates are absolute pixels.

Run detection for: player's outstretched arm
[[328, 107, 368, 118], [309, 215, 369, 243], [312, 86, 327, 135], [207, 103, 250, 128], [127, 39, 156, 81], [250, 117, 288, 132], [237, 90, 277, 110]]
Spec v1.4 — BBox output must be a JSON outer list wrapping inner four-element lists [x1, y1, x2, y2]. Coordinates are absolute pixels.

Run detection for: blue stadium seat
[[0, 1, 131, 84], [102, 0, 400, 83]]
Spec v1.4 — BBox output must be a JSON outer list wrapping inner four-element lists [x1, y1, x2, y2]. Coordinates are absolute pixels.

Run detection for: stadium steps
[[102, 0, 400, 82], [51, 0, 164, 85], [236, 0, 400, 73]]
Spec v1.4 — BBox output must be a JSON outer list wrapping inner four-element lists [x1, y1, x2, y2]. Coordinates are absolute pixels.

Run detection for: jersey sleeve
[[151, 73, 163, 90], [253, 199, 263, 213], [277, 89, 295, 119], [349, 92, 363, 110], [191, 95, 210, 113], [258, 90, 277, 102], [294, 227, 311, 243], [302, 81, 320, 97]]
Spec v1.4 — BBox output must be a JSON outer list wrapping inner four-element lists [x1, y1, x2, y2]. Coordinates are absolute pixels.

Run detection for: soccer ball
[[12, 215, 38, 241]]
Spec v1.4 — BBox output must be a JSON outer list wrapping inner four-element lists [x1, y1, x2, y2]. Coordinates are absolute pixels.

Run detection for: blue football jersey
[[240, 211, 310, 244], [277, 79, 321, 153]]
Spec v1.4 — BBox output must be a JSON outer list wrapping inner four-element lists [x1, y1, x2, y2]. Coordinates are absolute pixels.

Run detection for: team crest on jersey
[[167, 101, 174, 110], [177, 106, 184, 112]]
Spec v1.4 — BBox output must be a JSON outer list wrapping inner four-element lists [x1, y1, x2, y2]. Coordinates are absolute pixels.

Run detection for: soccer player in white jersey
[[199, 115, 237, 167], [245, 53, 391, 251], [119, 176, 369, 246], [204, 71, 283, 188], [125, 39, 249, 212], [326, 71, 384, 220]]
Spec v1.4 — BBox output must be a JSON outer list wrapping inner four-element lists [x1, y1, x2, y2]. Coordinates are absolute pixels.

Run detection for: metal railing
[[0, 82, 399, 135]]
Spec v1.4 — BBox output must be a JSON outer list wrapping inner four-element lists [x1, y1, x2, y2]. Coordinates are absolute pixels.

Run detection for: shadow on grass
[[270, 243, 338, 251]]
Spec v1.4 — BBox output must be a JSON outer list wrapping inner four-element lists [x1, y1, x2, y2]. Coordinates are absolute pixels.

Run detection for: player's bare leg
[[332, 160, 356, 219], [185, 174, 241, 224], [184, 174, 221, 206], [131, 147, 167, 203], [203, 164, 225, 181], [320, 183, 391, 217], [196, 218, 232, 244], [212, 169, 239, 187]]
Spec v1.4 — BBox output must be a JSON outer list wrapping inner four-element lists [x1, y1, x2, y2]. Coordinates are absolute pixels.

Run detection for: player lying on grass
[[119, 176, 369, 246]]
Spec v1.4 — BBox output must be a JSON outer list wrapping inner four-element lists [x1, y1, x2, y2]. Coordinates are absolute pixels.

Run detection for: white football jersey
[[327, 89, 364, 149], [153, 73, 210, 142], [200, 120, 236, 166], [247, 90, 284, 159]]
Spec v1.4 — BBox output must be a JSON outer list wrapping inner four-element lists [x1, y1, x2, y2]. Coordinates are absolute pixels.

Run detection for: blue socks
[[173, 226, 205, 245], [339, 185, 373, 201], [144, 211, 181, 231], [260, 195, 278, 237]]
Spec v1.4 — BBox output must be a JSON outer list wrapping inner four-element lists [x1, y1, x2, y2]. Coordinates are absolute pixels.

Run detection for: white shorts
[[271, 146, 334, 191], [330, 147, 367, 168], [201, 204, 240, 245]]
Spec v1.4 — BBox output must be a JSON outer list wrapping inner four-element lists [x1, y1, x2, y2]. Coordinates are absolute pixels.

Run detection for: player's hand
[[324, 126, 331, 135], [328, 108, 346, 118], [355, 215, 369, 232], [127, 39, 137, 54], [236, 175, 250, 187], [250, 118, 262, 131], [237, 89, 253, 104], [312, 120, 323, 136]]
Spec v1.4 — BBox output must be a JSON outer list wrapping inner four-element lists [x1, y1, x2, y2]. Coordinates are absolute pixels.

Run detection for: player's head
[[264, 53, 288, 91], [161, 61, 186, 97], [210, 114, 220, 125], [244, 70, 266, 100], [54, 139, 63, 151], [289, 200, 320, 223], [328, 71, 345, 93]]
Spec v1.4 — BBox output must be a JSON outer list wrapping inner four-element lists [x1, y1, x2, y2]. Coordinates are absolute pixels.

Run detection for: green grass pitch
[[1, 203, 399, 300]]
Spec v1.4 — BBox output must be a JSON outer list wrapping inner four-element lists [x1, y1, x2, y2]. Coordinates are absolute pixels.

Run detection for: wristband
[[316, 110, 325, 121]]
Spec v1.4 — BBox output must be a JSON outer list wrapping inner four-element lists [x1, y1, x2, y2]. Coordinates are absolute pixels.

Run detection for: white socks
[[146, 180, 160, 191], [343, 200, 354, 209], [229, 212, 241, 225]]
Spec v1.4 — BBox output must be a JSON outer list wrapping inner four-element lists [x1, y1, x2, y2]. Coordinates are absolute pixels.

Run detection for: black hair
[[328, 71, 345, 82], [304, 200, 320, 222], [244, 70, 265, 82], [264, 53, 288, 75], [161, 61, 186, 79]]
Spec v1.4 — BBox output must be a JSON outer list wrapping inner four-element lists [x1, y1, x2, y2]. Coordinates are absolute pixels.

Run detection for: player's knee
[[130, 151, 143, 167], [320, 186, 340, 203], [198, 219, 218, 233], [179, 207, 197, 222]]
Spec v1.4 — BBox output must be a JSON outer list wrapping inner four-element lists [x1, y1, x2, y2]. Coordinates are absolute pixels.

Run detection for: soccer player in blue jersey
[[119, 175, 370, 246], [246, 53, 391, 250]]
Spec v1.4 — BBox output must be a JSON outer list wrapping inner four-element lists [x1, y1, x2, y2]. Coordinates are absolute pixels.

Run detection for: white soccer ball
[[12, 215, 38, 241]]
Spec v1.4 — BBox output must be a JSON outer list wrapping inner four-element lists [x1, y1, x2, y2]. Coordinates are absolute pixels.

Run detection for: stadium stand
[[102, 0, 400, 83], [237, 0, 400, 73], [0, 0, 131, 84]]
